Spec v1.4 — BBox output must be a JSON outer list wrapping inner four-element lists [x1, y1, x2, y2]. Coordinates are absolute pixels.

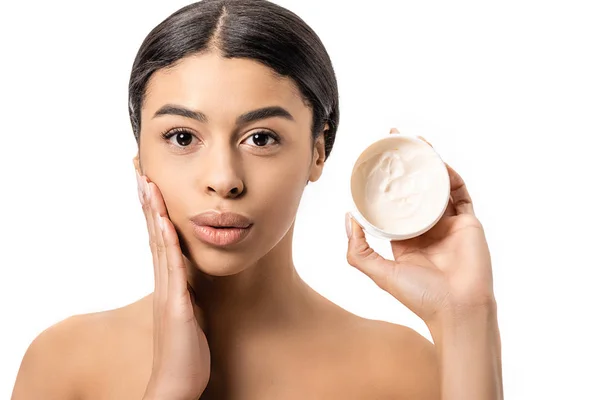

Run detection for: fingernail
[[135, 172, 144, 204], [144, 180, 151, 201], [345, 212, 353, 239], [418, 136, 433, 147]]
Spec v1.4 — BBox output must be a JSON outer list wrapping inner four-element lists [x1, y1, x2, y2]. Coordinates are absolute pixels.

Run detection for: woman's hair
[[128, 0, 340, 159]]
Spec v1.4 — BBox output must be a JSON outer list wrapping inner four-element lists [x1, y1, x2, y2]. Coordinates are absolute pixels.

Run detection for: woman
[[11, 0, 503, 399]]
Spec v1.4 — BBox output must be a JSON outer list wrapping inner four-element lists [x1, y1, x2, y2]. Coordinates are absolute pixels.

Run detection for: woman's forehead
[[142, 52, 308, 121]]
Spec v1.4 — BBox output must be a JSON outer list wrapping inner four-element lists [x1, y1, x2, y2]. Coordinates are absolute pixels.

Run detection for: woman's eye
[[163, 130, 197, 147], [243, 132, 278, 147]]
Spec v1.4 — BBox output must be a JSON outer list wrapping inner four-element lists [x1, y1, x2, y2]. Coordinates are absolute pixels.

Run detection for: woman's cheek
[[262, 175, 307, 230]]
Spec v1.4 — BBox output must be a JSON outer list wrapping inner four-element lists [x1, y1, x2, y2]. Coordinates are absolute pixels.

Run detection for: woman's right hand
[[136, 171, 211, 400]]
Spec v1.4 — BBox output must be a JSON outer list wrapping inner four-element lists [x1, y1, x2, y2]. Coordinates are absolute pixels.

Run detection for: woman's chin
[[185, 246, 257, 277]]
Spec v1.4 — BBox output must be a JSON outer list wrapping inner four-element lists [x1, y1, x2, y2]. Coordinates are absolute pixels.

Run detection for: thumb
[[345, 213, 396, 290]]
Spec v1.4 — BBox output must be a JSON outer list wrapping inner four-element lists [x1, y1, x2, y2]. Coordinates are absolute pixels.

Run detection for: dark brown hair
[[128, 0, 340, 158]]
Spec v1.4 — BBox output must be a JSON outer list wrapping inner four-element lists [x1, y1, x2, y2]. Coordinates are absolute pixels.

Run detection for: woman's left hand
[[346, 129, 496, 329]]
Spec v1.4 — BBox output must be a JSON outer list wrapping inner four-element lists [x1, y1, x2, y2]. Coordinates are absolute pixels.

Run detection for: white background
[[1, 0, 599, 398]]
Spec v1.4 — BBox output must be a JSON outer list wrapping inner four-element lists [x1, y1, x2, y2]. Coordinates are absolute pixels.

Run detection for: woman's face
[[136, 52, 326, 276]]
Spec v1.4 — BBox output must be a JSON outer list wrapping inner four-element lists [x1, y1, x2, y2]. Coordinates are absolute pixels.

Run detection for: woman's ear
[[308, 123, 329, 183]]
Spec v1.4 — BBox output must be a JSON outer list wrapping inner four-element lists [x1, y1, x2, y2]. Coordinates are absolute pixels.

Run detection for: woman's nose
[[206, 180, 243, 198], [203, 148, 244, 199]]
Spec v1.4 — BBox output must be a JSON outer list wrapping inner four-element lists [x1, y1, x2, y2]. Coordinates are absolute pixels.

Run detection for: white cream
[[351, 135, 449, 238]]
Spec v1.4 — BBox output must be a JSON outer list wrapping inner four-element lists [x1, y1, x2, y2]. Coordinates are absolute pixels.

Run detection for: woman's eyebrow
[[153, 104, 295, 125]]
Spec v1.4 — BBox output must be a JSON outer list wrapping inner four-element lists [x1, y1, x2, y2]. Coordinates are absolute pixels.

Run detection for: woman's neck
[[187, 226, 314, 333]]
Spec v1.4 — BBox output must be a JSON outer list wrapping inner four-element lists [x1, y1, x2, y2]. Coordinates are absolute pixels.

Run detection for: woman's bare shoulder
[[11, 295, 153, 400], [343, 315, 441, 399]]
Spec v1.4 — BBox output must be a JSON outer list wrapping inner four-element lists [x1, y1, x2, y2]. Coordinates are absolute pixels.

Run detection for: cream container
[[350, 133, 450, 240]]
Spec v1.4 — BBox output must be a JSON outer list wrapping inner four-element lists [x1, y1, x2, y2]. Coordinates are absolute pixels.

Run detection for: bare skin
[[12, 52, 501, 399], [12, 290, 438, 400]]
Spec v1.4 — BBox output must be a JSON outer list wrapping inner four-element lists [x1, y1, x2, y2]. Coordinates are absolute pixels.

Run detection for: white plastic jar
[[350, 133, 450, 240]]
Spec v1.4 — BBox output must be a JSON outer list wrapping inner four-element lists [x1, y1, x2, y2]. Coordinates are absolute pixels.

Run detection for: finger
[[150, 185, 174, 357], [135, 169, 145, 206], [161, 216, 198, 327], [417, 135, 433, 147], [442, 197, 457, 217], [148, 182, 170, 309], [415, 137, 465, 217], [160, 215, 192, 305], [137, 172, 161, 360], [137, 173, 162, 303], [390, 127, 400, 134], [446, 164, 475, 215], [346, 213, 397, 291]]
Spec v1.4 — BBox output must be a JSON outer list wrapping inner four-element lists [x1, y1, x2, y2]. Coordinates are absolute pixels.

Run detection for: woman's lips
[[189, 211, 253, 246], [191, 224, 252, 246]]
